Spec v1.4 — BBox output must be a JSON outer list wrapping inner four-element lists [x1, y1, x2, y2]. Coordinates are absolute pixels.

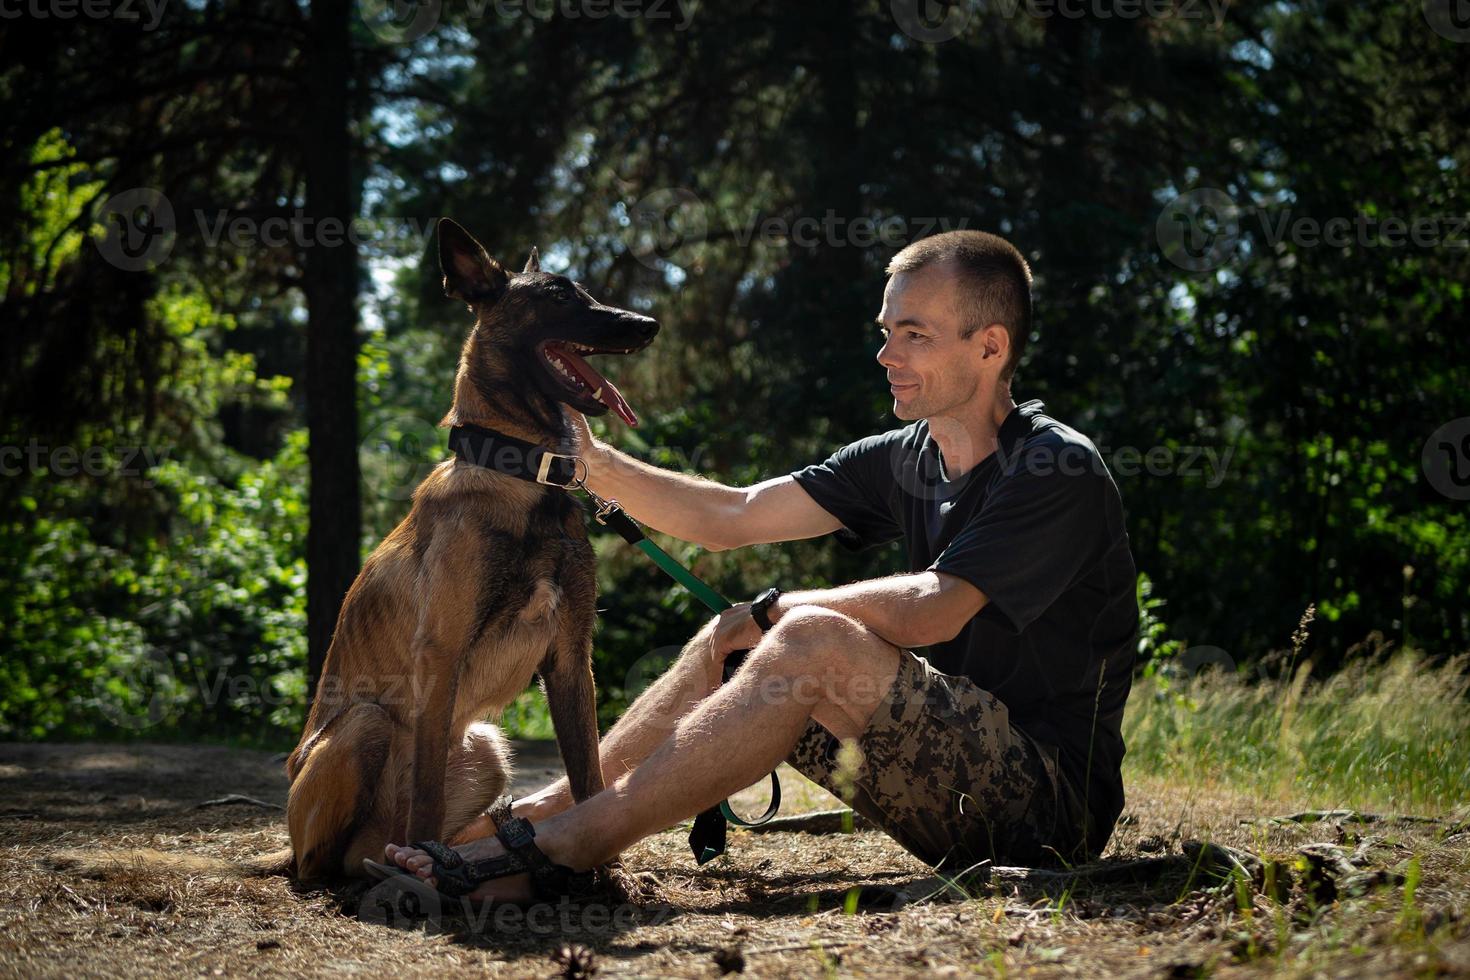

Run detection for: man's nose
[[876, 338, 898, 368]]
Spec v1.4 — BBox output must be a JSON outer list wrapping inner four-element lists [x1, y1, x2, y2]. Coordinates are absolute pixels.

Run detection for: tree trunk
[[302, 0, 360, 699]]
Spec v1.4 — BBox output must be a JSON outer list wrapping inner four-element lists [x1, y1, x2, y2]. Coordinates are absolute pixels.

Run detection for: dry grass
[[1, 741, 1467, 979]]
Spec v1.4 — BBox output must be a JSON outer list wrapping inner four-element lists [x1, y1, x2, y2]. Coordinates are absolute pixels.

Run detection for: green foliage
[[1124, 644, 1470, 814], [0, 273, 304, 742], [2, 3, 1467, 749], [0, 128, 103, 296]]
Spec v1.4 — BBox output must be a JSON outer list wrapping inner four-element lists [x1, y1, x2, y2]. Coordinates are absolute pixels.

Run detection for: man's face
[[876, 262, 990, 421]]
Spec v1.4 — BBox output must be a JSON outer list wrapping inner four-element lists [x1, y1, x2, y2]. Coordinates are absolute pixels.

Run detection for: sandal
[[363, 796, 598, 903]]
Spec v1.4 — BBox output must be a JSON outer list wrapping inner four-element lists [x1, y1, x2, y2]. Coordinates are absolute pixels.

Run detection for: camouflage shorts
[[787, 650, 1069, 870]]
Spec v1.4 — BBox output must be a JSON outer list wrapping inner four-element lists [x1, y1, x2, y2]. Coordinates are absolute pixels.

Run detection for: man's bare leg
[[386, 607, 902, 899]]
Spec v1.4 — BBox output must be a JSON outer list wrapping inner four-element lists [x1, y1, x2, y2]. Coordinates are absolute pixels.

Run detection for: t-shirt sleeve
[[929, 445, 1106, 633], [789, 433, 904, 551]]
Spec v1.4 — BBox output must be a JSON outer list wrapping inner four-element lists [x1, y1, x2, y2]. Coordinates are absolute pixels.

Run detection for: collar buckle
[[534, 451, 586, 488]]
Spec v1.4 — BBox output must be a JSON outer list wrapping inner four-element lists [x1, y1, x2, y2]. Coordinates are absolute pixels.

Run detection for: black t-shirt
[[790, 400, 1138, 853]]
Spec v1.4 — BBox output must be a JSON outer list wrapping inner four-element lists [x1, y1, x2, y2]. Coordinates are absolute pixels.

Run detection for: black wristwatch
[[750, 587, 783, 632]]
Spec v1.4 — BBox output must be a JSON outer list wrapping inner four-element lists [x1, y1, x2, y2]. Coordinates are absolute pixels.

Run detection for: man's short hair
[[886, 231, 1033, 381]]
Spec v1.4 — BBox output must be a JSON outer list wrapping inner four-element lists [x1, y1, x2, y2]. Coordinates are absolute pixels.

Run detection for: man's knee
[[749, 607, 867, 690], [766, 605, 864, 655]]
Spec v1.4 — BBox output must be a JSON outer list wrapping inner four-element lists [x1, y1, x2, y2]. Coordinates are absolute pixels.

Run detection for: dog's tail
[[47, 846, 296, 880]]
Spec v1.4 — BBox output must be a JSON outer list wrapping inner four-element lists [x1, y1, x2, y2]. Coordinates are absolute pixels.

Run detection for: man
[[383, 230, 1139, 900]]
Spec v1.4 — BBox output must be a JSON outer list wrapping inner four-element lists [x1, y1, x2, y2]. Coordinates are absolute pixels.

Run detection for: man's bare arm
[[769, 571, 987, 650], [578, 422, 841, 552]]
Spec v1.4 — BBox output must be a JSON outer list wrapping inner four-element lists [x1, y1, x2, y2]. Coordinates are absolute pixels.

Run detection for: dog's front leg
[[404, 634, 462, 845], [541, 605, 604, 804]]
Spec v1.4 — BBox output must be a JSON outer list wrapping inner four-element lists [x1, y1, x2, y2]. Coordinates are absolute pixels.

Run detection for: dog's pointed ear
[[523, 247, 540, 274], [437, 218, 509, 306]]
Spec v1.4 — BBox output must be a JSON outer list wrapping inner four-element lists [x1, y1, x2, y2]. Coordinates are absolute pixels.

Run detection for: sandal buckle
[[498, 815, 537, 852]]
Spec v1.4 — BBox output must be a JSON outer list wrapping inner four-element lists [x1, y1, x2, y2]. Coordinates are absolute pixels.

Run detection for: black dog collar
[[449, 423, 583, 488]]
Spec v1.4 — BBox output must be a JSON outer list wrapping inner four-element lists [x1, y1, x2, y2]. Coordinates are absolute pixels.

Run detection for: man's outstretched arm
[[573, 414, 841, 552]]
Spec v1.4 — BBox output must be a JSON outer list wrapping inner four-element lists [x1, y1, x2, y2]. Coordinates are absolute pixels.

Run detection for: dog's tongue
[[560, 349, 640, 427]]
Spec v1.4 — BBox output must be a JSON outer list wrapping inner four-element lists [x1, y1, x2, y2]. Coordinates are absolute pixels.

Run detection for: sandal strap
[[409, 810, 599, 901], [411, 838, 464, 871], [461, 815, 598, 900], [486, 794, 514, 829]]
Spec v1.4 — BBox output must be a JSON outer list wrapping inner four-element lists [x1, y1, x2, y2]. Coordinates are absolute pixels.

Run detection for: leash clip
[[593, 497, 623, 526]]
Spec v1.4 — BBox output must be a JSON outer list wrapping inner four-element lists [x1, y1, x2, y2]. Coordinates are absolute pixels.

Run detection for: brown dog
[[283, 218, 658, 879]]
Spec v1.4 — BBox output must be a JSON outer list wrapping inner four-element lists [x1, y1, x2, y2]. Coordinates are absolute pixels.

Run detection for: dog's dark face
[[438, 218, 658, 428]]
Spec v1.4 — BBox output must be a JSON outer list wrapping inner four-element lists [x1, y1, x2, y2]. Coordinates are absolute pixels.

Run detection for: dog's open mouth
[[540, 341, 641, 426]]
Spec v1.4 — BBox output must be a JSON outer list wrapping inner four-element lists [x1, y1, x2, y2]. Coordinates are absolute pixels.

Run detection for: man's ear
[[437, 218, 509, 305], [979, 323, 1009, 364]]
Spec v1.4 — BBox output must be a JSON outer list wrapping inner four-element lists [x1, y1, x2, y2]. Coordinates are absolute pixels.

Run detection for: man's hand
[[564, 407, 597, 459], [706, 602, 765, 675]]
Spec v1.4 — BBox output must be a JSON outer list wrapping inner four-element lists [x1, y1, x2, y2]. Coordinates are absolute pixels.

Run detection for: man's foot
[[384, 814, 592, 904], [384, 837, 533, 902]]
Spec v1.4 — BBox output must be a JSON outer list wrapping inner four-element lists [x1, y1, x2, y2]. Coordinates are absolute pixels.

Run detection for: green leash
[[630, 538, 731, 614], [579, 486, 782, 863]]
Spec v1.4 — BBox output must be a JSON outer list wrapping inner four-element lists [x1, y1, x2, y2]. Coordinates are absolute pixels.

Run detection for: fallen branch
[[743, 808, 871, 835], [1248, 810, 1438, 827], [192, 795, 283, 811]]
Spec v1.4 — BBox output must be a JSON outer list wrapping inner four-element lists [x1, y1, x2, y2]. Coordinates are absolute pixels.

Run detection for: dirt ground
[[1, 741, 1466, 979]]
